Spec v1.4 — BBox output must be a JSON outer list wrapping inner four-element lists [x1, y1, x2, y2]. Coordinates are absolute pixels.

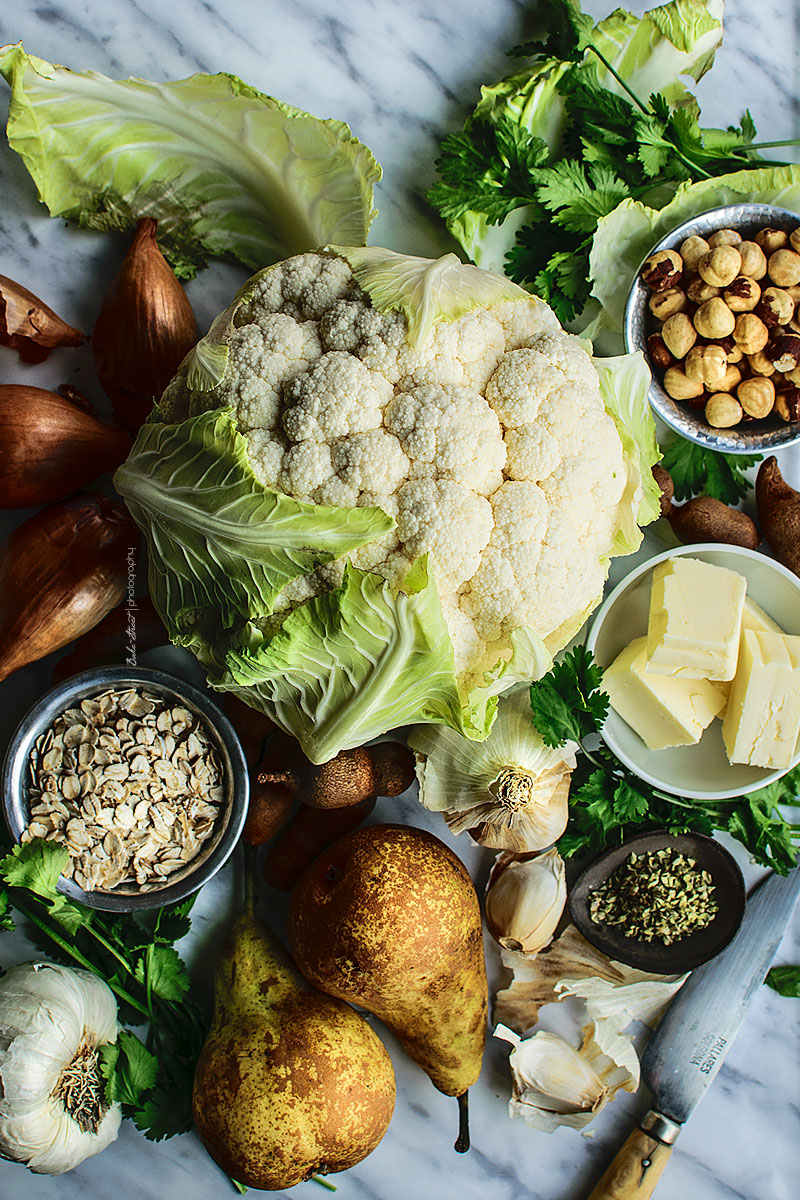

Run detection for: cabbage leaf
[[0, 44, 380, 278]]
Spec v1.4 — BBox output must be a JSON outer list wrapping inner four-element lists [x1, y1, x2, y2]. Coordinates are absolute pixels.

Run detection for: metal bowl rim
[[623, 201, 800, 455], [1, 665, 249, 911]]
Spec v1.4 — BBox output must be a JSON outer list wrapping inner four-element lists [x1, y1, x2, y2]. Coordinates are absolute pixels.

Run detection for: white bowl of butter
[[587, 544, 800, 800]]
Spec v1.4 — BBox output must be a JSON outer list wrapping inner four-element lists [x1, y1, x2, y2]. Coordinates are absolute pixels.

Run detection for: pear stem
[[454, 1091, 470, 1153]]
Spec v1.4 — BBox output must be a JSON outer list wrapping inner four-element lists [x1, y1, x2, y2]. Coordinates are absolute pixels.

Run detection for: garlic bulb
[[495, 1023, 636, 1133], [410, 689, 577, 852], [485, 849, 567, 953], [0, 962, 121, 1174]]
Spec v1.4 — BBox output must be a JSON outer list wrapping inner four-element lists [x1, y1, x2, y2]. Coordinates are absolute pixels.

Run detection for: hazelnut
[[647, 333, 674, 370], [784, 364, 800, 386], [687, 277, 720, 304], [664, 367, 704, 401], [726, 343, 744, 364], [767, 248, 800, 288], [785, 285, 800, 307], [705, 393, 742, 428], [775, 387, 800, 422], [693, 297, 735, 339], [685, 343, 728, 385], [723, 276, 761, 312], [748, 349, 776, 377], [662, 312, 698, 359], [733, 312, 769, 355], [767, 333, 800, 373], [737, 375, 775, 419], [649, 287, 687, 320], [755, 227, 789, 254], [714, 363, 743, 393], [698, 245, 742, 288], [641, 249, 683, 291], [790, 227, 800, 254], [737, 240, 768, 280], [755, 286, 795, 327], [708, 228, 742, 248], [679, 235, 710, 272]]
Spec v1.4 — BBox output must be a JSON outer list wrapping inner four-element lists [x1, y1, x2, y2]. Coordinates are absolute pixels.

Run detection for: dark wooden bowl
[[568, 829, 746, 973]]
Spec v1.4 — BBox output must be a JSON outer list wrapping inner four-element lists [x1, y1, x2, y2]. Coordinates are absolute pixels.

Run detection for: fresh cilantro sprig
[[0, 837, 206, 1141], [428, 0, 799, 322], [530, 648, 800, 873], [660, 439, 762, 505]]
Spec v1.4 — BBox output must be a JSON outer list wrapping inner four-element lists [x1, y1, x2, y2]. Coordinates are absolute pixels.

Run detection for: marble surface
[[0, 1, 799, 1198]]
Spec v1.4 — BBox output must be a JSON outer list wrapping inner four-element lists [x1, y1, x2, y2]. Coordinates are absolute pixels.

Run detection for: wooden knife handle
[[586, 1127, 673, 1200]]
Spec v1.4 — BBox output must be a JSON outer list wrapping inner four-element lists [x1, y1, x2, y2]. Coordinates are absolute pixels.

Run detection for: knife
[[586, 864, 800, 1200]]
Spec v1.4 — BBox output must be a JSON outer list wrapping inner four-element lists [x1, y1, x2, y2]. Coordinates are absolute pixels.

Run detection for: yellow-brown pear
[[287, 824, 487, 1141], [193, 900, 395, 1190]]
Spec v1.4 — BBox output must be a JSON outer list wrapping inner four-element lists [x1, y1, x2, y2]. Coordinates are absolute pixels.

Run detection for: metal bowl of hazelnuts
[[624, 203, 800, 452]]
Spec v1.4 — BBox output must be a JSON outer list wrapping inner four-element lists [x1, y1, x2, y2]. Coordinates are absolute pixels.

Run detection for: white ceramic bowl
[[586, 544, 800, 800]]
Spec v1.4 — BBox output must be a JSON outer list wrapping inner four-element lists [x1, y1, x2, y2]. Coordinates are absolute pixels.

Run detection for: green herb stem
[[9, 893, 149, 1018], [587, 44, 649, 114], [312, 1177, 338, 1192], [743, 138, 800, 151]]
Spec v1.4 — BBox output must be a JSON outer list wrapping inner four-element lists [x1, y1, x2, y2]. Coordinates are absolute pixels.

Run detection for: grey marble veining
[[0, 1, 799, 1198]]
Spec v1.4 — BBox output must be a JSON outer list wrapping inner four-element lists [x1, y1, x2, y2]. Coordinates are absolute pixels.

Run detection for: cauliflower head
[[162, 250, 628, 681], [119, 247, 658, 760]]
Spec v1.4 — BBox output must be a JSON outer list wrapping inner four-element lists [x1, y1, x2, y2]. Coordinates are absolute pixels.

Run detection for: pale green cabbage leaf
[[0, 43, 380, 277]]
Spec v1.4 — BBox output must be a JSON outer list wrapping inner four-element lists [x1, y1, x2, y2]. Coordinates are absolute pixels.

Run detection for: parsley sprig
[[660, 439, 762, 505], [428, 0, 799, 323], [530, 645, 800, 873], [0, 837, 206, 1140]]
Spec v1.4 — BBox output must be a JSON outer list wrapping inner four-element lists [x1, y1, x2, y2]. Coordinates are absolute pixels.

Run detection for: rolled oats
[[23, 687, 224, 892]]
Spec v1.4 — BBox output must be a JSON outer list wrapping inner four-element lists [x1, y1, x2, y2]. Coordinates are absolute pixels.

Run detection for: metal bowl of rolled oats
[[2, 666, 249, 910]]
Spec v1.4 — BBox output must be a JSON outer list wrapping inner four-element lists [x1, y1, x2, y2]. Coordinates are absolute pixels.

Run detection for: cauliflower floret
[[403, 308, 507, 392], [247, 431, 286, 489], [215, 314, 322, 431], [282, 351, 390, 442], [280, 441, 334, 499], [236, 252, 354, 323], [320, 299, 419, 383], [385, 383, 506, 495], [396, 478, 493, 593], [493, 296, 561, 349], [331, 429, 409, 495], [486, 335, 600, 431]]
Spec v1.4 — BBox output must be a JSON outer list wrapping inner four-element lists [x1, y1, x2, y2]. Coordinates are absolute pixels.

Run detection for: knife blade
[[586, 865, 800, 1200]]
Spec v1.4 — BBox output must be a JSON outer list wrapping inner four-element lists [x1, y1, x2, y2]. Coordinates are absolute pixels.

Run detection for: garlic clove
[[485, 848, 567, 954], [496, 1023, 637, 1133]]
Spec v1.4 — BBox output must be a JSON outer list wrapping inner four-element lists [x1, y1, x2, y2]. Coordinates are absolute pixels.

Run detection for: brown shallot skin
[[0, 385, 132, 508], [0, 274, 86, 363], [93, 218, 198, 434], [0, 494, 140, 682]]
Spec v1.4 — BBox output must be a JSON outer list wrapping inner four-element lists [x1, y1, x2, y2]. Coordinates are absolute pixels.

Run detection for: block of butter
[[604, 637, 727, 751], [646, 556, 746, 681], [722, 629, 800, 768], [717, 597, 784, 716]]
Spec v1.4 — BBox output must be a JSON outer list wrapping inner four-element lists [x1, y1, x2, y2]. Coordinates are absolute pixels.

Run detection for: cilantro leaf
[[765, 966, 800, 998], [428, 116, 547, 224], [533, 160, 629, 234], [0, 839, 69, 903], [661, 439, 761, 504], [133, 1086, 194, 1141], [613, 778, 651, 823], [530, 645, 609, 747], [103, 1031, 158, 1108], [135, 944, 191, 1002]]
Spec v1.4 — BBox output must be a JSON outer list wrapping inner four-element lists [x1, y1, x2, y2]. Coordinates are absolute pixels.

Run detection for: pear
[[192, 888, 395, 1191], [287, 824, 487, 1148]]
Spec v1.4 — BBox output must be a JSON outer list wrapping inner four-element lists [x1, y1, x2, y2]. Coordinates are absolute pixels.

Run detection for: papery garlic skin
[[411, 689, 577, 852], [0, 962, 121, 1174], [485, 849, 567, 953]]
